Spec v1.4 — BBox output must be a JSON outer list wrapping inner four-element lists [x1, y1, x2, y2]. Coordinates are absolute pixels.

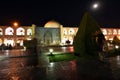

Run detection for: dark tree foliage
[[73, 12, 105, 58]]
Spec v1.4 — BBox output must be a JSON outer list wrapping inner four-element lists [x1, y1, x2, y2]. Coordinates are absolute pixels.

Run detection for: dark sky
[[0, 0, 120, 27]]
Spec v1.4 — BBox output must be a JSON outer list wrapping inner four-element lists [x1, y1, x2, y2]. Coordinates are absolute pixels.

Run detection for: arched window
[[27, 29, 32, 35], [5, 27, 14, 35], [113, 29, 117, 35], [102, 29, 107, 35], [118, 29, 120, 35], [0, 28, 3, 35], [16, 27, 25, 35], [107, 29, 112, 35], [68, 29, 75, 35]]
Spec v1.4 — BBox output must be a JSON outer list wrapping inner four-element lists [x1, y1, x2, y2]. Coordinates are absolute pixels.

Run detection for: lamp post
[[49, 48, 54, 56]]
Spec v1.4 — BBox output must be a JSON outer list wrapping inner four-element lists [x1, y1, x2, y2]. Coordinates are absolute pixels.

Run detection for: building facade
[[101, 28, 120, 41], [36, 20, 120, 45], [35, 27, 61, 46], [0, 20, 120, 47], [0, 24, 35, 47]]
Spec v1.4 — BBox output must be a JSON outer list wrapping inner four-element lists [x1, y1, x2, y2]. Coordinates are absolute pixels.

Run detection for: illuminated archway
[[44, 31, 52, 45], [27, 29, 32, 35], [5, 27, 14, 35], [16, 27, 25, 35], [0, 28, 3, 35], [0, 39, 2, 46], [4, 38, 14, 46], [68, 29, 75, 35], [102, 29, 107, 35]]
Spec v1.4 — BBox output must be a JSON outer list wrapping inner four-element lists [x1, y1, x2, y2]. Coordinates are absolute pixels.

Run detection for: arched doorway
[[44, 31, 52, 45], [4, 38, 14, 46]]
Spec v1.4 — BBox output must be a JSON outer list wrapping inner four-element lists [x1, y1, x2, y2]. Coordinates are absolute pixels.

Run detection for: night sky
[[0, 0, 120, 27]]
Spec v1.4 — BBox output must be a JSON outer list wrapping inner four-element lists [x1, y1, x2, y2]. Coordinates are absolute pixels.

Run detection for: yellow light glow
[[49, 49, 53, 53], [115, 45, 119, 49], [13, 22, 18, 27]]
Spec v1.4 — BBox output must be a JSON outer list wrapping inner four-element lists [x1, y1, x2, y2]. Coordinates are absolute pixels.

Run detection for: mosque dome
[[44, 20, 61, 28]]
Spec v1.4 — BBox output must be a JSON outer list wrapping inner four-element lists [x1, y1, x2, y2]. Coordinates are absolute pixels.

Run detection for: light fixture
[[49, 48, 54, 56], [13, 22, 18, 27], [115, 45, 119, 49]]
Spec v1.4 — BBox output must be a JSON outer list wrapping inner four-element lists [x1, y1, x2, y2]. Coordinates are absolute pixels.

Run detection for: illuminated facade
[[35, 27, 61, 46], [35, 20, 78, 45], [61, 27, 120, 44], [35, 20, 120, 45], [101, 28, 120, 41], [0, 20, 120, 47], [0, 24, 35, 46]]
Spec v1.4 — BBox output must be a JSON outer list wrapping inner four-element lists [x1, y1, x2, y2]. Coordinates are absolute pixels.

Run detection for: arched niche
[[27, 28, 32, 35], [16, 27, 25, 35], [0, 28, 3, 35], [5, 27, 14, 35]]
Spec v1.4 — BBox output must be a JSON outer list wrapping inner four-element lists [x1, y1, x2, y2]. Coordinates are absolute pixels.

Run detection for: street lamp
[[49, 48, 54, 56], [13, 22, 18, 27]]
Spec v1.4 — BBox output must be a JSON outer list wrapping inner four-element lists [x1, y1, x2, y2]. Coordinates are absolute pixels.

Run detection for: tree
[[73, 12, 105, 58]]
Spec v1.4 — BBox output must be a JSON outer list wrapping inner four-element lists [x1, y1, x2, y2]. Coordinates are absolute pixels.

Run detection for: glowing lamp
[[13, 22, 18, 27], [115, 45, 119, 49], [49, 49, 54, 56]]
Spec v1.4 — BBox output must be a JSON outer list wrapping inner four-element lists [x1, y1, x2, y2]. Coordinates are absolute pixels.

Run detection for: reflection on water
[[49, 62, 54, 67], [108, 56, 120, 79], [9, 56, 38, 68], [69, 46, 74, 52], [4, 50, 9, 56], [2, 47, 120, 79], [109, 55, 120, 69], [11, 76, 19, 80], [7, 56, 39, 80], [48, 46, 74, 53], [46, 60, 78, 80], [117, 56, 120, 66]]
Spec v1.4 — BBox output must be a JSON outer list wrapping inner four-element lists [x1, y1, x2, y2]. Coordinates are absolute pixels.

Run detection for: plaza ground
[[0, 46, 120, 80]]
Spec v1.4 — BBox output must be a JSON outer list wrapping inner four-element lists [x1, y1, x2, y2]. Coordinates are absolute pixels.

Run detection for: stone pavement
[[0, 55, 6, 60], [38, 49, 115, 80], [0, 48, 119, 80]]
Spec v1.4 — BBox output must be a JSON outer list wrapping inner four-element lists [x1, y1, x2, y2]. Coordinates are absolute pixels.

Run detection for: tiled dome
[[44, 20, 61, 28]]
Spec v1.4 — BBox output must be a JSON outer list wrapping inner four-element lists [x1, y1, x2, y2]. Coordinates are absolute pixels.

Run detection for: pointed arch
[[27, 28, 32, 35], [5, 27, 14, 35], [16, 27, 25, 35], [44, 31, 52, 45], [0, 28, 3, 35]]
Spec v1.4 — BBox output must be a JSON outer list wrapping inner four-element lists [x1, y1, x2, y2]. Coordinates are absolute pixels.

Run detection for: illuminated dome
[[44, 20, 61, 28]]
